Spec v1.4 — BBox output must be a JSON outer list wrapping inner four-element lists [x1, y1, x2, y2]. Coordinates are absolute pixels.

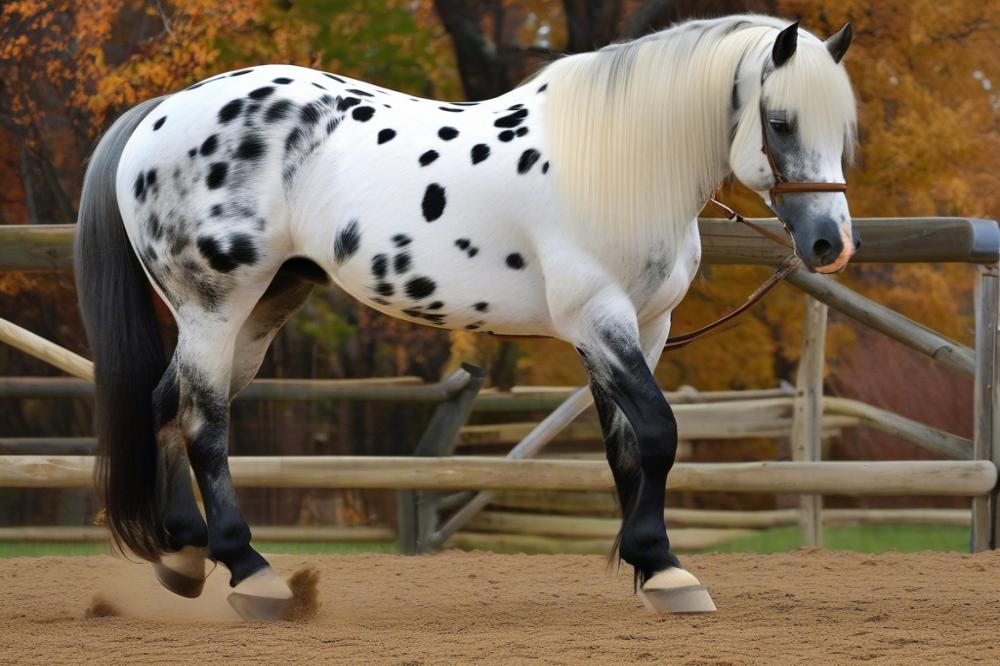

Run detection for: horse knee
[[635, 413, 677, 470]]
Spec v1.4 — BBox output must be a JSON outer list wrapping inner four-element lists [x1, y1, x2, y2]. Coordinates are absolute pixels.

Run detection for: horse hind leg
[[151, 357, 211, 598], [174, 301, 294, 621]]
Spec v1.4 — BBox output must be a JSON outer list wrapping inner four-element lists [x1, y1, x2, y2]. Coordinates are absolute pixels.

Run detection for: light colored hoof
[[153, 546, 209, 599], [227, 567, 294, 622], [638, 568, 717, 614]]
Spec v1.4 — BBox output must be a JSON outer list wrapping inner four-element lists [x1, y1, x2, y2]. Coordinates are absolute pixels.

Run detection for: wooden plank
[[1, 455, 994, 495], [792, 297, 827, 547], [0, 437, 96, 454], [787, 269, 976, 376], [6, 218, 996, 273], [0, 525, 395, 543], [448, 527, 751, 554], [972, 265, 1000, 550], [0, 318, 94, 381]]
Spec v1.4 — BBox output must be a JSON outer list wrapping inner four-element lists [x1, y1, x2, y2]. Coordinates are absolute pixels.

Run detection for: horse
[[74, 14, 857, 620]]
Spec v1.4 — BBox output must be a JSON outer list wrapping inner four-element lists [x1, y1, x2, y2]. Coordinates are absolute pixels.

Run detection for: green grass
[[0, 541, 397, 558], [0, 525, 972, 558], [699, 524, 971, 554]]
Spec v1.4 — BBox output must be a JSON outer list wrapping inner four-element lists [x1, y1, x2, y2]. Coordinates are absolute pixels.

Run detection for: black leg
[[153, 358, 208, 552], [578, 325, 680, 585]]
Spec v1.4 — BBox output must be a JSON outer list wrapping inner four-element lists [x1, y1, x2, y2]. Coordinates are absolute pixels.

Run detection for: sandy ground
[[2, 549, 999, 664]]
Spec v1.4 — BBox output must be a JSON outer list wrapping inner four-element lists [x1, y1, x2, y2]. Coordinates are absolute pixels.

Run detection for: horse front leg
[[576, 313, 716, 614]]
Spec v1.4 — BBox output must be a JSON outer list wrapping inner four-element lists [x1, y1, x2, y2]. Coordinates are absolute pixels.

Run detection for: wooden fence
[[0, 216, 998, 555]]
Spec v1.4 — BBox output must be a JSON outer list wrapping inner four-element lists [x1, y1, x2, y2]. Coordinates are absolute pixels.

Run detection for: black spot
[[419, 150, 439, 166], [471, 144, 490, 165], [377, 128, 397, 144], [542, 161, 550, 174], [402, 308, 422, 318], [494, 108, 528, 128], [210, 204, 224, 217], [325, 118, 340, 135], [372, 297, 390, 305], [467, 247, 479, 258], [200, 134, 219, 156], [206, 162, 229, 189], [515, 126, 529, 137], [465, 322, 483, 331], [438, 126, 459, 140], [334, 219, 361, 263], [393, 252, 411, 274], [229, 69, 253, 77], [453, 101, 479, 106], [508, 103, 524, 110], [439, 106, 463, 112], [455, 238, 470, 250], [187, 148, 197, 158], [506, 253, 526, 270], [145, 169, 158, 190], [323, 73, 346, 83], [249, 86, 275, 100], [421, 184, 446, 222], [405, 276, 436, 300], [273, 77, 293, 85], [147, 213, 163, 239], [375, 282, 394, 296], [218, 99, 245, 123], [266, 99, 294, 122], [285, 127, 304, 152], [498, 130, 514, 142], [235, 134, 266, 161], [337, 97, 361, 111], [196, 233, 258, 272], [423, 313, 446, 325], [474, 302, 489, 312], [319, 94, 336, 107], [393, 233, 412, 247], [517, 149, 541, 174], [352, 106, 375, 122], [428, 301, 444, 310], [227, 233, 259, 266], [537, 83, 548, 93], [300, 102, 323, 126], [153, 116, 166, 131], [312, 82, 326, 90], [347, 88, 373, 97], [371, 254, 388, 279], [245, 102, 261, 115]]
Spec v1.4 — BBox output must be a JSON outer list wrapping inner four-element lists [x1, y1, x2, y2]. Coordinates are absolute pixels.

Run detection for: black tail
[[75, 96, 169, 561]]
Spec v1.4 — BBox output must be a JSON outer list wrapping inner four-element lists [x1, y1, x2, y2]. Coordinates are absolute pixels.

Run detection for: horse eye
[[768, 118, 791, 134]]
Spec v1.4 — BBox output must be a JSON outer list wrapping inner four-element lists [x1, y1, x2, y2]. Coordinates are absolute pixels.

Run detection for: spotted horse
[[75, 15, 857, 620]]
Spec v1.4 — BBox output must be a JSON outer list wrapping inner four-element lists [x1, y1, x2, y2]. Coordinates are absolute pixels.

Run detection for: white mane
[[542, 15, 856, 263]]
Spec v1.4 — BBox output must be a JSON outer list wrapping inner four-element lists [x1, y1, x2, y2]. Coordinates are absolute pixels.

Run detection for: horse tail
[[75, 96, 169, 561]]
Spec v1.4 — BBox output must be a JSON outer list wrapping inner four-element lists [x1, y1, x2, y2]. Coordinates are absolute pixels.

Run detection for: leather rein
[[490, 95, 848, 352]]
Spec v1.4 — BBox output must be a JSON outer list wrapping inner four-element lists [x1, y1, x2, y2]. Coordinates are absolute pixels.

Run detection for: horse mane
[[542, 14, 856, 263]]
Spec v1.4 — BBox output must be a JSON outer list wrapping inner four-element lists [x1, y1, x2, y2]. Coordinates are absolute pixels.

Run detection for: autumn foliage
[[0, 0, 996, 403]]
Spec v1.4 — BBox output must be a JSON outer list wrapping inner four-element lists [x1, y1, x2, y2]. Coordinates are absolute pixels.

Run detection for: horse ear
[[825, 23, 853, 64], [772, 21, 799, 68]]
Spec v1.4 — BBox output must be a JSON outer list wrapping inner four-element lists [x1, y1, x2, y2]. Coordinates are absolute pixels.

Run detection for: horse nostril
[[812, 238, 833, 262]]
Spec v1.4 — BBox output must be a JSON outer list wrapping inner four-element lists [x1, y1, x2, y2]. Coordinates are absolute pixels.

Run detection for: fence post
[[397, 363, 484, 554], [792, 296, 827, 547], [971, 264, 999, 551]]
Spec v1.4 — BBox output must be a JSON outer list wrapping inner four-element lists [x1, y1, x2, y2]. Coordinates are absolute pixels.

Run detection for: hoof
[[227, 567, 293, 622], [153, 546, 208, 599], [638, 568, 716, 614]]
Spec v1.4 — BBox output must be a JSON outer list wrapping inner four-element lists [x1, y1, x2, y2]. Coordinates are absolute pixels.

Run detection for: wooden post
[[397, 364, 484, 554], [971, 264, 999, 551], [792, 296, 827, 547]]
